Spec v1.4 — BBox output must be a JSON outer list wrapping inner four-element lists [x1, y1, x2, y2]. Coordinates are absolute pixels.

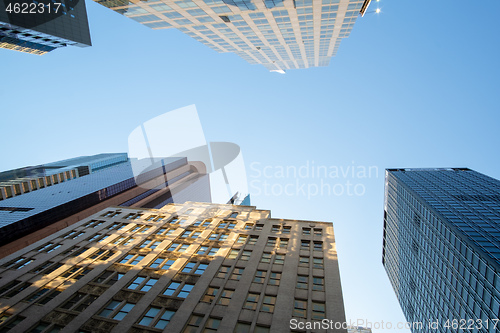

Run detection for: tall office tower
[[0, 153, 129, 200], [94, 0, 372, 71], [0, 0, 91, 55], [0, 154, 210, 257], [0, 202, 346, 332], [382, 168, 500, 332]]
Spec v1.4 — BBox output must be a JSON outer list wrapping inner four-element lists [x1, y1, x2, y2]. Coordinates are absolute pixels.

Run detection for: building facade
[[0, 202, 346, 332], [383, 168, 500, 332], [0, 0, 91, 54], [94, 0, 372, 71], [0, 154, 210, 256]]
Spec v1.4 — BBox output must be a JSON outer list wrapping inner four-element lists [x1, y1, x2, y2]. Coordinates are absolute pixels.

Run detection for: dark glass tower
[[0, 0, 91, 54], [383, 168, 500, 332]]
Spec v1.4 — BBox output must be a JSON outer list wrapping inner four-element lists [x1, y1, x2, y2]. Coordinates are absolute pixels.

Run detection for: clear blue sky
[[1, 1, 500, 331]]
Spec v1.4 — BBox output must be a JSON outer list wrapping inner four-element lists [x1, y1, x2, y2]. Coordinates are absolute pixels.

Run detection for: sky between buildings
[[1, 1, 500, 331]]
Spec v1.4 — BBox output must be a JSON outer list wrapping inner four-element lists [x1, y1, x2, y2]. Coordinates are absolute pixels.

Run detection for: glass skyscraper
[[0, 0, 91, 55], [383, 168, 500, 332], [94, 0, 372, 71]]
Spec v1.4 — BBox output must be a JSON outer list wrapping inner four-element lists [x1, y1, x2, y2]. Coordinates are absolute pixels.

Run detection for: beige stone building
[[0, 202, 346, 332]]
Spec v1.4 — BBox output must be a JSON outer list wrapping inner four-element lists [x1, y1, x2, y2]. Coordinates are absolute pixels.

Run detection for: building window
[[268, 272, 281, 286], [163, 282, 194, 298], [102, 211, 120, 218], [30, 262, 62, 275], [229, 212, 238, 218], [240, 250, 252, 260], [93, 271, 125, 285], [182, 261, 209, 275], [227, 249, 239, 259], [197, 246, 219, 256], [282, 226, 291, 234], [149, 241, 162, 249], [37, 243, 61, 253], [119, 254, 145, 265], [34, 289, 61, 305], [274, 254, 285, 265], [2, 257, 34, 270], [254, 270, 266, 283], [302, 227, 311, 235], [230, 267, 244, 280], [301, 240, 310, 250], [127, 276, 158, 292], [297, 275, 308, 289], [89, 249, 114, 261], [235, 322, 251, 332], [271, 225, 280, 232], [217, 289, 234, 305], [299, 256, 309, 267], [46, 244, 61, 253], [313, 242, 323, 251], [0, 316, 25, 331], [130, 225, 144, 233], [185, 314, 204, 331], [97, 235, 110, 243], [243, 292, 260, 310], [313, 228, 323, 236], [138, 307, 175, 329], [216, 265, 231, 279], [266, 237, 276, 247], [279, 238, 288, 248], [98, 301, 135, 320], [244, 223, 254, 230], [60, 293, 98, 312], [218, 221, 237, 229], [201, 287, 219, 303], [312, 277, 324, 291], [247, 235, 259, 245], [24, 288, 51, 303], [236, 235, 248, 244], [313, 258, 324, 269], [168, 242, 188, 252], [155, 227, 168, 235], [254, 224, 264, 231], [112, 236, 134, 245], [60, 266, 91, 280], [260, 252, 271, 263], [261, 295, 276, 313], [177, 283, 195, 298], [208, 232, 228, 241], [204, 317, 221, 332], [149, 258, 175, 270], [62, 231, 84, 239], [312, 302, 326, 320], [180, 230, 201, 239], [293, 299, 307, 318], [0, 281, 30, 298]]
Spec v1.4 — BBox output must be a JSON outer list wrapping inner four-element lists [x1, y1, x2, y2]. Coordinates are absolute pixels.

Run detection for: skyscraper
[[0, 153, 211, 257], [94, 0, 372, 71], [383, 168, 500, 332], [0, 201, 346, 332], [0, 0, 92, 54]]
